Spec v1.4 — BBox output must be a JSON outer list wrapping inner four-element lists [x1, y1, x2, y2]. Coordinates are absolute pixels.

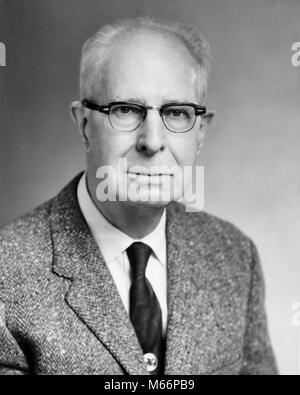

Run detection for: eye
[[118, 106, 133, 114], [172, 109, 185, 117], [112, 104, 142, 116], [164, 108, 190, 119]]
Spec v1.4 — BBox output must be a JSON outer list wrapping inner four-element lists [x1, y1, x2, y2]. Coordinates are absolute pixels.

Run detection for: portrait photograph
[[0, 0, 299, 377]]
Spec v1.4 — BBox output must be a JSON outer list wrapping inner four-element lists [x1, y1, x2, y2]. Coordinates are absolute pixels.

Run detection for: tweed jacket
[[0, 173, 277, 375]]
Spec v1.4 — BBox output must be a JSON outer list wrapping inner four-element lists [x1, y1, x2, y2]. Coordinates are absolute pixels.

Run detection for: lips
[[127, 171, 174, 177]]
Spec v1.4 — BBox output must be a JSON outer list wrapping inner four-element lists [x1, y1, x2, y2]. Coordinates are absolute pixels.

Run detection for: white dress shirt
[[77, 174, 168, 336]]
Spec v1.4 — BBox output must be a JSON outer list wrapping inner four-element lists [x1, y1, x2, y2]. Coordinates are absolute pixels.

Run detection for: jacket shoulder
[[0, 200, 51, 248], [0, 201, 53, 297], [0, 173, 83, 300], [168, 202, 256, 271], [169, 201, 252, 243]]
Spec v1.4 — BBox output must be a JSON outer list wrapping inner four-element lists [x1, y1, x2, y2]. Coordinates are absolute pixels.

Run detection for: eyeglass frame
[[81, 99, 207, 133]]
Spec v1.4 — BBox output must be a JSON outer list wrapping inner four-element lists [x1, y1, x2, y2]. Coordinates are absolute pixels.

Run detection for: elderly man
[[0, 17, 277, 375]]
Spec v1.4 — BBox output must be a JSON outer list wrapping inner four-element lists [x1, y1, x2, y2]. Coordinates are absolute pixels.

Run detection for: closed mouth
[[127, 172, 174, 177]]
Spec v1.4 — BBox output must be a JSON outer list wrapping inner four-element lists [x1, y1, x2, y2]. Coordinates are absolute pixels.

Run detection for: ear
[[197, 110, 215, 151], [70, 101, 90, 149]]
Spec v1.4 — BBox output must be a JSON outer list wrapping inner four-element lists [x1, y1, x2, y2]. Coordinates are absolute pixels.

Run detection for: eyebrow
[[112, 97, 147, 105], [111, 97, 197, 105]]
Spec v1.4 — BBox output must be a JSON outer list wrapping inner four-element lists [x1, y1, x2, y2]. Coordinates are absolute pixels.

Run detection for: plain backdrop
[[0, 0, 299, 375]]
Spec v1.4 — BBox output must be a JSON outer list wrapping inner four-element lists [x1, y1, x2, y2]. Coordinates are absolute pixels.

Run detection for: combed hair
[[79, 16, 212, 103]]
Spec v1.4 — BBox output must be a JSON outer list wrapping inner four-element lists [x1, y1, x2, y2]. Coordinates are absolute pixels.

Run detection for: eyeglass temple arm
[[82, 100, 110, 114], [195, 106, 207, 116]]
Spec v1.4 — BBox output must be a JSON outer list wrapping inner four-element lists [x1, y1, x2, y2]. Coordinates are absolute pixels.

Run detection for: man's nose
[[136, 110, 167, 156]]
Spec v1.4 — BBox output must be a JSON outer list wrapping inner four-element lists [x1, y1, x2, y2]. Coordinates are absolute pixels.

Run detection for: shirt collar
[[77, 173, 167, 266]]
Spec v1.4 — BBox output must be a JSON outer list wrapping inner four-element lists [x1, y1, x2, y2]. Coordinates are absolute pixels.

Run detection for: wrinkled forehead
[[98, 31, 201, 101], [109, 30, 198, 66]]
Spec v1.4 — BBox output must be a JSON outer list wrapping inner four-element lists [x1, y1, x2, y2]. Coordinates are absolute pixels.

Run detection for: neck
[[86, 174, 166, 239]]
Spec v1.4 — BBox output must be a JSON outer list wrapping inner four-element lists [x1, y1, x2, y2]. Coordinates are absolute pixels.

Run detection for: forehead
[[101, 32, 200, 102]]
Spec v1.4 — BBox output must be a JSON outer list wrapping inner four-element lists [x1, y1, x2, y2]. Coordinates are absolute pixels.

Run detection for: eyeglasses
[[82, 99, 207, 133]]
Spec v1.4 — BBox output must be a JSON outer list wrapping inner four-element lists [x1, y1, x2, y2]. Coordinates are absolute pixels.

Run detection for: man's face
[[81, 33, 209, 208]]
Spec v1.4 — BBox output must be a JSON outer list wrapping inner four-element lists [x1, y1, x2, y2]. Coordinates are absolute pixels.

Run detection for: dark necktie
[[127, 242, 165, 375]]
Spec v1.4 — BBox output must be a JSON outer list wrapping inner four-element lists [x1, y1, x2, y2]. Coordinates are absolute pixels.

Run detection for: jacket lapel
[[49, 174, 148, 375], [164, 203, 229, 375]]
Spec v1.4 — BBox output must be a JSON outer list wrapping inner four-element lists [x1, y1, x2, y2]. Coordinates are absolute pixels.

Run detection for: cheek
[[88, 119, 133, 165], [169, 132, 198, 166]]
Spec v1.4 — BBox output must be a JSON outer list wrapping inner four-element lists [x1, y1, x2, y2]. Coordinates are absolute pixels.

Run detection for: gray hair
[[79, 16, 212, 103]]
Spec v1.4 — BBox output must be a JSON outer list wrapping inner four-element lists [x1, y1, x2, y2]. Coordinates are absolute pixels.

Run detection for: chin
[[126, 199, 172, 210], [121, 187, 184, 210]]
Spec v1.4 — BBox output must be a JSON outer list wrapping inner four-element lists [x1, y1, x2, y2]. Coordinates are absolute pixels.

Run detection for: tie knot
[[127, 242, 152, 278]]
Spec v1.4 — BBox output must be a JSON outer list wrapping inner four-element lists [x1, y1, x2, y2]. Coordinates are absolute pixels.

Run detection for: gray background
[[0, 0, 300, 375]]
